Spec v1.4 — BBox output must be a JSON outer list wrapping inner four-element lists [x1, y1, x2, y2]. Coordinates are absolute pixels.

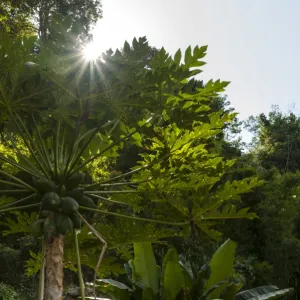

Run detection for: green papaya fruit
[[61, 197, 79, 214], [70, 214, 82, 229], [40, 210, 50, 218], [67, 187, 84, 200], [65, 173, 85, 189], [34, 179, 56, 193], [77, 196, 97, 208], [60, 185, 67, 197], [54, 213, 73, 235], [41, 192, 61, 211]]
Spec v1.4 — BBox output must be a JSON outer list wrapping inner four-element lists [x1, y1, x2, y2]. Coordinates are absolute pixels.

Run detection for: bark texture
[[44, 235, 64, 300]]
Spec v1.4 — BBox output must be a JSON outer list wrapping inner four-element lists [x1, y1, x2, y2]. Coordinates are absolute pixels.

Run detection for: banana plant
[[94, 241, 294, 300], [93, 239, 237, 300], [235, 286, 294, 300]]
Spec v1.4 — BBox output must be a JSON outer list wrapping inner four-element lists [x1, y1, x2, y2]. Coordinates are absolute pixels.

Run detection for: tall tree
[[0, 1, 35, 36], [0, 0, 102, 39], [246, 107, 300, 173], [223, 107, 300, 291]]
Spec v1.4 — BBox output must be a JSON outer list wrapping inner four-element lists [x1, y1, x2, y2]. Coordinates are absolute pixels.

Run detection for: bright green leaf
[[204, 239, 236, 299], [132, 242, 159, 295]]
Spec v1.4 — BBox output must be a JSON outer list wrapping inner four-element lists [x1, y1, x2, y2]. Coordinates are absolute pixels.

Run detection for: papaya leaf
[[25, 250, 42, 277], [0, 212, 39, 236], [174, 49, 182, 65], [184, 45, 207, 68], [200, 205, 258, 221]]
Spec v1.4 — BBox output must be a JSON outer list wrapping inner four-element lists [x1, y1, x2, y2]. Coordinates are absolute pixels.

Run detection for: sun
[[83, 42, 100, 61]]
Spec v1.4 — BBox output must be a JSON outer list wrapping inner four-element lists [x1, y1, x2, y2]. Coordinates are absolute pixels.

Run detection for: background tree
[[0, 0, 102, 39], [0, 1, 35, 36], [218, 107, 300, 294], [245, 106, 300, 173]]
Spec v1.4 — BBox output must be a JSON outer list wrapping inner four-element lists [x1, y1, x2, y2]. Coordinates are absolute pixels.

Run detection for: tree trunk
[[44, 235, 64, 300], [38, 0, 52, 39]]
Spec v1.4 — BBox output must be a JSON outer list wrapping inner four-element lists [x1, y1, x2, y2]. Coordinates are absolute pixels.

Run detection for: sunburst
[[83, 42, 101, 61]]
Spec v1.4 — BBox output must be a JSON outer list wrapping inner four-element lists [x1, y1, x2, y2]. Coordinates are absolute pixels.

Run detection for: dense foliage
[[0, 0, 102, 38], [1, 3, 300, 300]]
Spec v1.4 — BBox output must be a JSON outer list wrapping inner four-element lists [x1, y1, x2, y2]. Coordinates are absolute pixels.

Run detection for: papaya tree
[[0, 25, 263, 299]]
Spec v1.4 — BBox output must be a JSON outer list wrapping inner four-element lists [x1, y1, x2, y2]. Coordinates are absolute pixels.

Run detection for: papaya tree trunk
[[44, 235, 64, 300]]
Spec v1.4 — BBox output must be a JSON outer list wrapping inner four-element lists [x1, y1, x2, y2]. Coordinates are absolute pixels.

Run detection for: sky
[[90, 0, 300, 141]]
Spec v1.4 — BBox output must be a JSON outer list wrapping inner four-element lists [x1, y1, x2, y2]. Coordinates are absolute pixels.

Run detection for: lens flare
[[83, 43, 100, 61]]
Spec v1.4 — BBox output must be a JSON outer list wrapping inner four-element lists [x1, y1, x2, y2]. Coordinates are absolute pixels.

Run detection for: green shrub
[[0, 283, 20, 300]]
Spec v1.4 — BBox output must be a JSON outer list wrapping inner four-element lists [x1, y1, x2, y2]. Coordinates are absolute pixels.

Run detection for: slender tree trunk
[[44, 235, 64, 300], [38, 0, 52, 39]]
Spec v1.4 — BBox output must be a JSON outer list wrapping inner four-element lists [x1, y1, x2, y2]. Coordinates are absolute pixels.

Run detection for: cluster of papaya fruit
[[30, 172, 96, 237]]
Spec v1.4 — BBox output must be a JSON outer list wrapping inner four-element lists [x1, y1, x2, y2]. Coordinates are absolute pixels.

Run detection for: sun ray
[[83, 42, 101, 61]]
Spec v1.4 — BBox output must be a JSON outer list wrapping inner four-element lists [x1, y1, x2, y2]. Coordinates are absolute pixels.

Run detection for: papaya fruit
[[67, 187, 84, 200], [61, 197, 79, 214], [77, 196, 97, 208], [54, 213, 73, 235], [65, 173, 85, 189], [30, 219, 45, 237], [70, 214, 82, 229], [40, 210, 50, 218], [60, 185, 67, 197], [41, 192, 61, 211], [34, 178, 56, 193]]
